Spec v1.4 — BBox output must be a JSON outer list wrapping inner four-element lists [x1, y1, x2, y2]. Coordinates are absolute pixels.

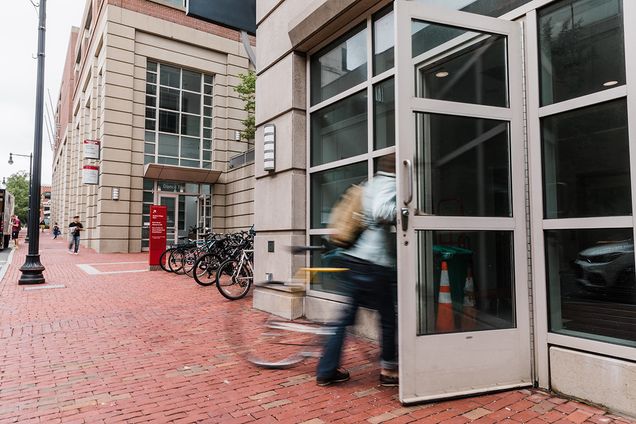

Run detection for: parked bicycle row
[[159, 227, 254, 300]]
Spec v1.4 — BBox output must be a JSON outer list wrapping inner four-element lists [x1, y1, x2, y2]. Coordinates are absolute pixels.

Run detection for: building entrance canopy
[[143, 164, 221, 184]]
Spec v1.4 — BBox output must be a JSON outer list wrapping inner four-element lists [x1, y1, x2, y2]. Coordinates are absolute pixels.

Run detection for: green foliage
[[234, 70, 256, 142], [6, 172, 29, 224]]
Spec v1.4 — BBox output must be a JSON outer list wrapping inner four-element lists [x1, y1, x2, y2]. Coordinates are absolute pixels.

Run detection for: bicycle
[[194, 230, 254, 287], [224, 244, 351, 368], [216, 248, 254, 300]]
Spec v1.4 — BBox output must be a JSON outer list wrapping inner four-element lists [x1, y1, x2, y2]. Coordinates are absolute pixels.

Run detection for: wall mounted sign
[[83, 139, 100, 159], [148, 205, 167, 268], [82, 165, 99, 185]]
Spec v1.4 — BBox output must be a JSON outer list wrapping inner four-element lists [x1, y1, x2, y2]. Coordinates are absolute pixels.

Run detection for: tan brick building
[[52, 0, 255, 252]]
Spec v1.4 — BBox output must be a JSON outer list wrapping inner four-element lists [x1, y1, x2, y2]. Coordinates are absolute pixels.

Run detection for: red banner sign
[[149, 205, 167, 267]]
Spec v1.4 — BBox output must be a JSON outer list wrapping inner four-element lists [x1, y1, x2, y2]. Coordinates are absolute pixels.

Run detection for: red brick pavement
[[0, 234, 634, 423]]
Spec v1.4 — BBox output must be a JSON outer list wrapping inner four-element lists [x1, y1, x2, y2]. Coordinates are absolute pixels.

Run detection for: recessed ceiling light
[[603, 80, 618, 87], [435, 71, 449, 78]]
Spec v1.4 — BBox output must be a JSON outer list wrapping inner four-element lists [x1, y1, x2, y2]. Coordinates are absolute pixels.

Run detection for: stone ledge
[[253, 284, 305, 320]]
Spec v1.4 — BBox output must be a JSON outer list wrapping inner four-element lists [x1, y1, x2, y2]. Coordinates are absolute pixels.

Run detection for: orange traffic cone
[[436, 261, 455, 333], [461, 267, 477, 331]]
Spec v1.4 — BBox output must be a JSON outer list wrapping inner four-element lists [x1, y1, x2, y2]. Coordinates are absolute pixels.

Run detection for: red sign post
[[149, 205, 167, 269]]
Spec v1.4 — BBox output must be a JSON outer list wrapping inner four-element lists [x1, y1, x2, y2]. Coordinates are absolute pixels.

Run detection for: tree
[[6, 172, 29, 224], [234, 70, 256, 143]]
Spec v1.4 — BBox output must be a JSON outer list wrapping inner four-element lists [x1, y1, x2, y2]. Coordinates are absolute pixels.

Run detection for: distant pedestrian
[[68, 215, 83, 254], [40, 219, 46, 233], [52, 222, 61, 239], [11, 215, 21, 249]]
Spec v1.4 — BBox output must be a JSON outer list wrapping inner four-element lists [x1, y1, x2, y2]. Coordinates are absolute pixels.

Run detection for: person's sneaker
[[316, 368, 350, 386], [380, 373, 399, 387], [74, 252, 78, 255]]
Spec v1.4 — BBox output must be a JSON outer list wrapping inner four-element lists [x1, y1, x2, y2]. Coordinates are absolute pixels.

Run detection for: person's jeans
[[69, 235, 80, 253], [316, 254, 397, 379]]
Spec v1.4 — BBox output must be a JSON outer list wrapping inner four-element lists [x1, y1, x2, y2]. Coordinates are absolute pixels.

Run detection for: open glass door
[[197, 194, 212, 238], [395, 2, 531, 403]]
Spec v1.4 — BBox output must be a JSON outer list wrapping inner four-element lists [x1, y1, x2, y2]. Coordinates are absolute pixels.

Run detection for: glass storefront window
[[373, 7, 394, 75], [310, 25, 367, 105], [416, 113, 511, 217], [311, 91, 368, 166], [414, 22, 508, 108], [545, 228, 636, 347], [310, 161, 367, 229], [538, 0, 625, 106], [417, 230, 515, 335], [373, 78, 395, 150], [541, 99, 631, 219]]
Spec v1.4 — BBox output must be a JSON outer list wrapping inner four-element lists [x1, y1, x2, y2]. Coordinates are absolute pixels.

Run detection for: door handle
[[401, 208, 409, 232], [403, 159, 413, 206]]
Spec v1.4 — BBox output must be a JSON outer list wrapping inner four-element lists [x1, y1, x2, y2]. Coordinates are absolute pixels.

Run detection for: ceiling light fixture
[[603, 80, 618, 87], [435, 70, 449, 78]]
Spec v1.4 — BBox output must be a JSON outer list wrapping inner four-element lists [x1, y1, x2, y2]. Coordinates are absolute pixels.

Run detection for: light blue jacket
[[346, 172, 396, 268]]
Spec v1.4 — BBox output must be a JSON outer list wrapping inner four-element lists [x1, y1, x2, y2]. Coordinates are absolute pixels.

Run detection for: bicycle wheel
[[168, 248, 186, 274], [216, 259, 252, 300], [159, 248, 174, 272], [183, 248, 201, 277], [222, 285, 332, 369], [192, 253, 221, 286]]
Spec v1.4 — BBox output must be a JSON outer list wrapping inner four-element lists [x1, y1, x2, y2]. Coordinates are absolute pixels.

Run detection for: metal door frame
[[394, 1, 532, 403]]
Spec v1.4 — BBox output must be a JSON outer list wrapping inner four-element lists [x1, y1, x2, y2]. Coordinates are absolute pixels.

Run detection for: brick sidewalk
[[0, 235, 633, 423]]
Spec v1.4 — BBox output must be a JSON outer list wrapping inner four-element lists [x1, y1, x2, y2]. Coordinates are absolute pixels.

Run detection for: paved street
[[0, 235, 634, 423]]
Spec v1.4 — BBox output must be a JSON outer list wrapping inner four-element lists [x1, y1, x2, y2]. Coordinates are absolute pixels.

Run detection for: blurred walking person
[[316, 154, 398, 387]]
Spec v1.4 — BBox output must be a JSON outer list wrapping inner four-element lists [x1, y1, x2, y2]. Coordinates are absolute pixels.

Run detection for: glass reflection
[[374, 78, 395, 150], [416, 113, 511, 217], [417, 230, 515, 335], [541, 99, 631, 219], [421, 35, 507, 107], [373, 7, 394, 75], [310, 25, 367, 105], [545, 229, 636, 347], [538, 0, 625, 105], [311, 91, 368, 166], [414, 0, 532, 17], [310, 162, 367, 228]]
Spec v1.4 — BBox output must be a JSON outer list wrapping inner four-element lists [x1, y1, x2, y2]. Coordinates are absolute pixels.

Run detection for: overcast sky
[[0, 1, 85, 185]]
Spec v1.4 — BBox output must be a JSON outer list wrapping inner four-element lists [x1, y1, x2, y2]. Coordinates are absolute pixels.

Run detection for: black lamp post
[[19, 0, 47, 285], [8, 152, 33, 243]]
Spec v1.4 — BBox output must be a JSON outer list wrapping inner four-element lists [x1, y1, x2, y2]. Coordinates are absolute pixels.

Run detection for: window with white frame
[[144, 61, 214, 170], [536, 0, 635, 348], [308, 5, 396, 295]]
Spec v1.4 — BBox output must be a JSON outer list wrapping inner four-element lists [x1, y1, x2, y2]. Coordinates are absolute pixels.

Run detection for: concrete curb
[[0, 247, 16, 284]]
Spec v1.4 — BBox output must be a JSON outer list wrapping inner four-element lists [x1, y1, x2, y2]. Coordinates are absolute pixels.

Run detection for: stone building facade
[[52, 0, 255, 252], [253, 0, 636, 415]]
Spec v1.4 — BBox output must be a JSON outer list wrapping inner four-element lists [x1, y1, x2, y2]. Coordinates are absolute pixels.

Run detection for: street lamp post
[[19, 0, 47, 285], [8, 152, 33, 242]]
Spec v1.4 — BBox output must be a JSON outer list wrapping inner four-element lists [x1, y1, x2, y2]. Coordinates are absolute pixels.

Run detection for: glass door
[[159, 195, 178, 245], [395, 1, 531, 403], [197, 195, 212, 238]]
